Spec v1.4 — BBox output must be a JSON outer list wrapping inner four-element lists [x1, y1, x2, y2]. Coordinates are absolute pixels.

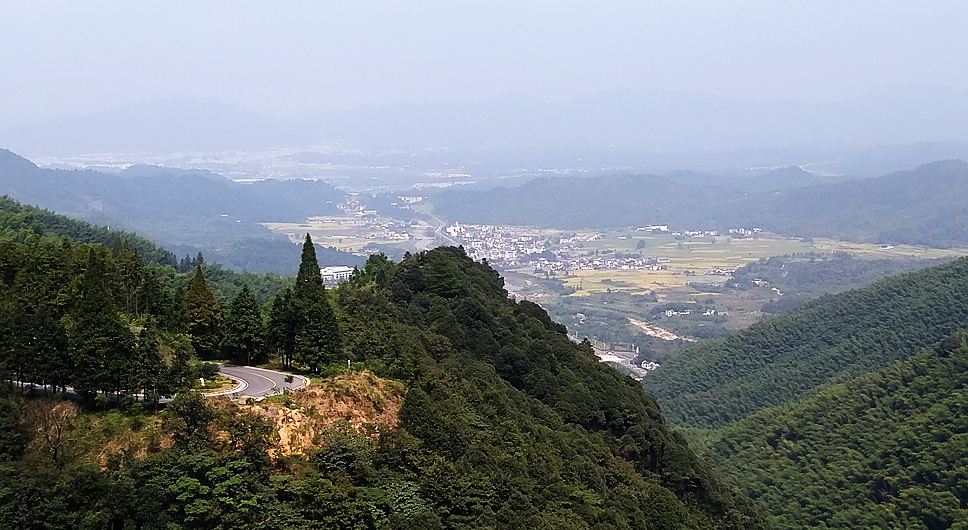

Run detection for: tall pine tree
[[291, 234, 341, 371], [223, 284, 266, 365], [133, 324, 168, 400], [66, 248, 137, 396], [296, 233, 324, 295], [267, 287, 296, 369], [182, 263, 222, 360]]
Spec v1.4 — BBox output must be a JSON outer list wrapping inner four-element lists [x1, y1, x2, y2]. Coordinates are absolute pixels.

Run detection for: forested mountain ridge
[[704, 331, 968, 528], [323, 247, 761, 527], [723, 159, 968, 247], [432, 159, 968, 247], [0, 199, 762, 528], [0, 149, 346, 227], [0, 194, 176, 265], [0, 148, 362, 272], [0, 195, 293, 303], [432, 173, 725, 229], [646, 256, 968, 428], [729, 252, 949, 315]]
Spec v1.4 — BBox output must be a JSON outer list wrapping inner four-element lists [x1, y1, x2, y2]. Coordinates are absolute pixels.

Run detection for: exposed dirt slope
[[244, 370, 405, 457]]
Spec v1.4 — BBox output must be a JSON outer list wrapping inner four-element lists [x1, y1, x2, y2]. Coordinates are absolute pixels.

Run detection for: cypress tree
[[182, 263, 222, 360], [267, 287, 296, 368], [294, 296, 341, 370], [133, 324, 166, 400], [295, 233, 324, 295], [66, 249, 137, 395], [31, 307, 70, 394], [291, 234, 341, 371], [223, 284, 266, 365]]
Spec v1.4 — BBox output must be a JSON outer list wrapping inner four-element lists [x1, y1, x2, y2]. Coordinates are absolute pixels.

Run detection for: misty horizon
[[4, 2, 968, 124]]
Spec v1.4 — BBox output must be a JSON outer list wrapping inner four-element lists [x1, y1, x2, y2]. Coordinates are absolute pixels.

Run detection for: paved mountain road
[[213, 365, 310, 398]]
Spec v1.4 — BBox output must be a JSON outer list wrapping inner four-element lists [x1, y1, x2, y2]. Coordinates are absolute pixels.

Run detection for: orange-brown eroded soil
[[243, 370, 405, 458]]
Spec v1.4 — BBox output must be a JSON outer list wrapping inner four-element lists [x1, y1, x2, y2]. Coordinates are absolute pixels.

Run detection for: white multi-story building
[[320, 266, 355, 284]]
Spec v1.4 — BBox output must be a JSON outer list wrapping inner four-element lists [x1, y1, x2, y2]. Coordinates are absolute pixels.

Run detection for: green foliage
[[293, 295, 342, 370], [182, 263, 293, 307], [66, 249, 140, 396], [182, 264, 222, 360], [647, 256, 968, 429], [285, 234, 342, 371], [0, 194, 176, 265], [0, 396, 28, 461], [333, 246, 761, 528], [704, 331, 968, 528], [164, 391, 217, 453], [266, 287, 297, 368], [0, 197, 251, 398], [727, 252, 947, 314], [0, 239, 761, 528], [296, 233, 324, 294], [221, 284, 266, 365], [350, 253, 397, 289]]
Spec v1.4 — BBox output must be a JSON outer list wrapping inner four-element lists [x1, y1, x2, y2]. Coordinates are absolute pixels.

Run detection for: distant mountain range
[[432, 159, 968, 248], [0, 149, 344, 231], [4, 89, 968, 163], [0, 148, 360, 273]]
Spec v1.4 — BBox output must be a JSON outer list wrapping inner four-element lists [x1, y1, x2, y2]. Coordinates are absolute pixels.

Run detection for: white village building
[[320, 266, 355, 284]]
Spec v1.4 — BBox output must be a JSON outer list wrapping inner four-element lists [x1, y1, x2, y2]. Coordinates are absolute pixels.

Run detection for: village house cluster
[[446, 223, 669, 273], [728, 227, 763, 236], [532, 255, 666, 274], [446, 223, 548, 263]]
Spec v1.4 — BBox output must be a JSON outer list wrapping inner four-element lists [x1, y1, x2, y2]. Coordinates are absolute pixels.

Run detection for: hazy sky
[[3, 1, 968, 125]]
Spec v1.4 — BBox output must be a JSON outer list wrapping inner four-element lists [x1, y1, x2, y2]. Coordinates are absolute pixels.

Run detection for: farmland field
[[517, 232, 967, 298], [263, 217, 425, 253], [504, 230, 968, 343]]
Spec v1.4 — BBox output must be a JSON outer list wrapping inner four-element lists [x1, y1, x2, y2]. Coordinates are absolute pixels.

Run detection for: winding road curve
[[11, 365, 308, 403], [207, 364, 310, 399]]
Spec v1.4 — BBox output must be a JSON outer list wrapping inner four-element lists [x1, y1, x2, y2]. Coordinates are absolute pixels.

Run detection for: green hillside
[[646, 256, 968, 428], [704, 331, 968, 528], [0, 200, 761, 528], [0, 195, 292, 304], [0, 194, 176, 265], [725, 160, 968, 247], [433, 173, 722, 229], [0, 149, 346, 229]]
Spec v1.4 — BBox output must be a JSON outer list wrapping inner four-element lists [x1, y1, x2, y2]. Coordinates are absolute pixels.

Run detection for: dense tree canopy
[[0, 197, 290, 399], [268, 234, 342, 372], [647, 256, 968, 429], [182, 264, 222, 361], [0, 238, 762, 528], [222, 284, 266, 365], [703, 331, 968, 528]]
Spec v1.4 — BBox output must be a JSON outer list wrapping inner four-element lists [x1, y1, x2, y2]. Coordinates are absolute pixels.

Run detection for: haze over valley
[[3, 2, 968, 528]]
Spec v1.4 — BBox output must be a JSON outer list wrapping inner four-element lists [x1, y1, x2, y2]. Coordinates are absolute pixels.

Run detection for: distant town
[[443, 222, 763, 275], [446, 222, 669, 272]]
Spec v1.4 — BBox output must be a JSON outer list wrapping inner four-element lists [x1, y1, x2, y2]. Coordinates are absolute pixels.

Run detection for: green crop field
[[263, 218, 418, 253], [558, 232, 968, 297]]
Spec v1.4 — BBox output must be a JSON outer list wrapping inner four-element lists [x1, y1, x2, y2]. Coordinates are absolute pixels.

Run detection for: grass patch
[[194, 375, 234, 392]]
